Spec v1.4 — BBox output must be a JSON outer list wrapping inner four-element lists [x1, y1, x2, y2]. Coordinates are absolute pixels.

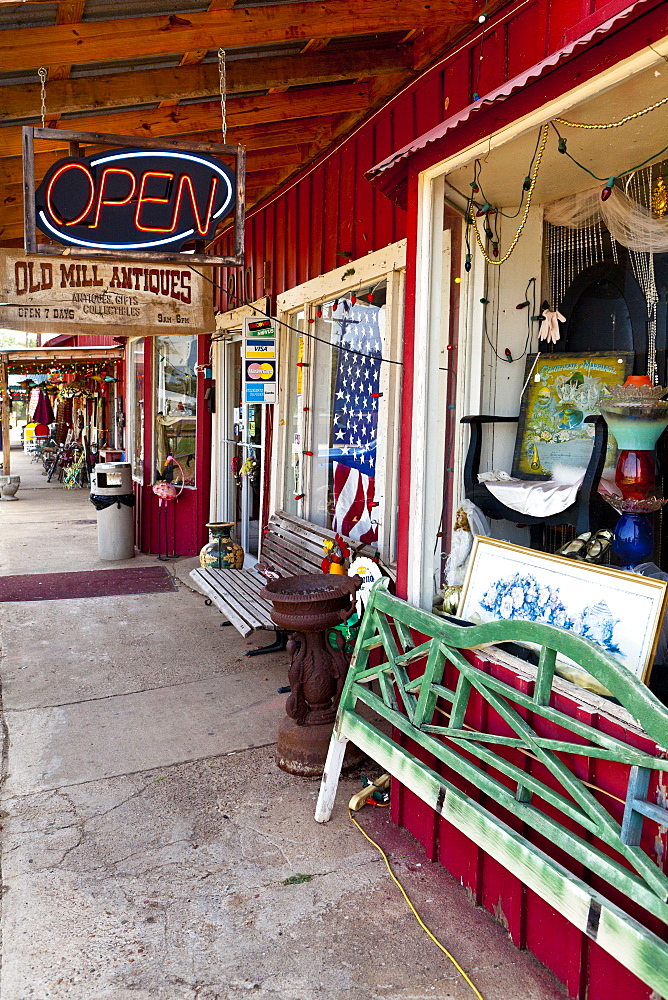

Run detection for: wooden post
[[1, 358, 10, 476]]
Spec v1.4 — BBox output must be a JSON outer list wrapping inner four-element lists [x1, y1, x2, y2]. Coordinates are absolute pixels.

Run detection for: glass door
[[218, 335, 262, 562]]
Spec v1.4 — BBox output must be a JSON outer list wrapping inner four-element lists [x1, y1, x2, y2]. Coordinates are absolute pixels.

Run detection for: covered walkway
[[0, 449, 565, 999]]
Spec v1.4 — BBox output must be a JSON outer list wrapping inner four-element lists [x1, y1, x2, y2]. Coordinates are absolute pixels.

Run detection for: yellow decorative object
[[442, 585, 462, 615], [652, 175, 668, 219], [530, 441, 541, 471], [329, 563, 346, 575]]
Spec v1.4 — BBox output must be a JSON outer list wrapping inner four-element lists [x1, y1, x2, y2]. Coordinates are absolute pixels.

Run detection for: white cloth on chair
[[481, 464, 585, 518]]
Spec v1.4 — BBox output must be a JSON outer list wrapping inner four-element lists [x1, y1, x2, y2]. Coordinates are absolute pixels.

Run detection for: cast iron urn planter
[[260, 572, 363, 776]]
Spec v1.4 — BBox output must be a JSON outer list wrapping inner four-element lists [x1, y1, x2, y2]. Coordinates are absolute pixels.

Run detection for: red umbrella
[[32, 390, 55, 425]]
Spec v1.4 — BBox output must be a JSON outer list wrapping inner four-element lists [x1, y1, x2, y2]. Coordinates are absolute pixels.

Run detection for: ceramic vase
[[0, 475, 20, 501], [199, 522, 244, 569]]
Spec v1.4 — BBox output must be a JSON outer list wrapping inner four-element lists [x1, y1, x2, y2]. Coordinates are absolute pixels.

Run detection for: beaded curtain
[[545, 164, 668, 382]]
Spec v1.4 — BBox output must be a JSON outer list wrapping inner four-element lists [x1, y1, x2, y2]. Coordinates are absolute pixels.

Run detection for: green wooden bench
[[316, 579, 668, 996]]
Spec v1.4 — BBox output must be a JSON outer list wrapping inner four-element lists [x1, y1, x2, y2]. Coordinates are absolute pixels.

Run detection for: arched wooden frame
[[558, 262, 648, 375]]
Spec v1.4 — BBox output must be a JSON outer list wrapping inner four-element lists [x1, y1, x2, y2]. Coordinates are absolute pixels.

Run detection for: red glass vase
[[615, 449, 656, 499]]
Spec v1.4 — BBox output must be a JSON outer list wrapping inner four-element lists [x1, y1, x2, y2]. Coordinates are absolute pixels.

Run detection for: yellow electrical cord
[[348, 808, 487, 1000]]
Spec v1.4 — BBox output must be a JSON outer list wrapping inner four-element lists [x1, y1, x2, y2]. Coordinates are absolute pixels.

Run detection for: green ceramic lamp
[[598, 377, 668, 569]]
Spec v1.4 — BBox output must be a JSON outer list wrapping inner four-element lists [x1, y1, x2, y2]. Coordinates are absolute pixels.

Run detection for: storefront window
[[276, 243, 405, 563], [308, 284, 386, 543], [154, 335, 197, 487], [129, 337, 144, 483]]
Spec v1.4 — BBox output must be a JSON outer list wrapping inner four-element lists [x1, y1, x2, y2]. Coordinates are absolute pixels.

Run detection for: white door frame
[[210, 298, 268, 536]]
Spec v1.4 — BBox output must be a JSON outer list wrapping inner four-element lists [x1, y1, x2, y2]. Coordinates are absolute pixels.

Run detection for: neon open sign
[[35, 147, 236, 253]]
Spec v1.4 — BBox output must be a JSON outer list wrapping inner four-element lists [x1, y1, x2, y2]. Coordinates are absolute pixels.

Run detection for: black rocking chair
[[461, 413, 614, 549]]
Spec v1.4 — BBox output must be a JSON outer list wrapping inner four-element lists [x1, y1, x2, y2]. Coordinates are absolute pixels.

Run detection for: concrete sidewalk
[[0, 448, 566, 1000]]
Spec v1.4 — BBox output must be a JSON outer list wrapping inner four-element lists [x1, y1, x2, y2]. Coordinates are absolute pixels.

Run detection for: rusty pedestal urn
[[260, 572, 363, 776]]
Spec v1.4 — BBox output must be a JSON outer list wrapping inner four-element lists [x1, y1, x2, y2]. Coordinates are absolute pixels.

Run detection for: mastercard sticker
[[246, 361, 275, 381]]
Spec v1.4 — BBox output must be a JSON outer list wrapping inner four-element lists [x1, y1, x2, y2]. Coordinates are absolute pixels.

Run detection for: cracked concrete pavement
[[0, 449, 567, 1000]]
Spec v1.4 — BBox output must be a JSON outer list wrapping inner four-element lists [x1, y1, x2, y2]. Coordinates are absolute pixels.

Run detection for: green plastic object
[[328, 611, 360, 654]]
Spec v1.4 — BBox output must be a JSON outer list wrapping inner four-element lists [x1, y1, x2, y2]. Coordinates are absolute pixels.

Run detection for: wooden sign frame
[[22, 126, 245, 267]]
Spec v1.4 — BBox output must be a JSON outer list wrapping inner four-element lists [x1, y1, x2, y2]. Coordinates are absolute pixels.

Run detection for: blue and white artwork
[[459, 537, 668, 681], [479, 572, 621, 655]]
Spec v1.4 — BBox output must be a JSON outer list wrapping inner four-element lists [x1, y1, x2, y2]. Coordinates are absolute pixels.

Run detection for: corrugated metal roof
[[0, 3, 58, 30], [82, 0, 210, 21], [367, 0, 655, 183], [233, 0, 323, 5]]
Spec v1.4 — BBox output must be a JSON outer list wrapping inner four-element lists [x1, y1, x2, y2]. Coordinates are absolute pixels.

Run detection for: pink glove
[[539, 308, 565, 344]]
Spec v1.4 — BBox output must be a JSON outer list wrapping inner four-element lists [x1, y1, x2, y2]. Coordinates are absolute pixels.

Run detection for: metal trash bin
[[90, 462, 136, 561]]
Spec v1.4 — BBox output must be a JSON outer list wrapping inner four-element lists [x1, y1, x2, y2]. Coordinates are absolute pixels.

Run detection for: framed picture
[[458, 537, 668, 685], [511, 352, 633, 480]]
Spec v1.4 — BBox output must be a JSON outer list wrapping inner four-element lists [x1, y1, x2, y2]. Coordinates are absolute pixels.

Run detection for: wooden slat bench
[[190, 509, 395, 654]]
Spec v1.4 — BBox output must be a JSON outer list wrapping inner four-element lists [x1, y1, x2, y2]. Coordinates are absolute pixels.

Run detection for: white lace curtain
[[544, 184, 668, 253]]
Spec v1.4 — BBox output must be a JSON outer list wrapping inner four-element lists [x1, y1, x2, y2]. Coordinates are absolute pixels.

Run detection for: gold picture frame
[[458, 536, 668, 686]]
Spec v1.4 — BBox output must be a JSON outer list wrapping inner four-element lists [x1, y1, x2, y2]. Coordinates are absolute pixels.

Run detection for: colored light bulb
[[601, 178, 616, 201]]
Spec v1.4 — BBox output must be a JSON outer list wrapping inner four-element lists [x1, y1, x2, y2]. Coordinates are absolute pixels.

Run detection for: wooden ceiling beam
[[412, 23, 466, 71], [0, 1, 474, 73], [0, 47, 411, 123], [47, 0, 85, 82], [0, 120, 337, 177], [0, 84, 370, 159], [180, 0, 235, 67], [170, 118, 341, 151], [301, 38, 331, 54]]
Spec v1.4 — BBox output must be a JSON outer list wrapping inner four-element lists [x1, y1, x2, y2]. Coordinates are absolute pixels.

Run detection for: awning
[[366, 0, 662, 208], [1, 346, 124, 376]]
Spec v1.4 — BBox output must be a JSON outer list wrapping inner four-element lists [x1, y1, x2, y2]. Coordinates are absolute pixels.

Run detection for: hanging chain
[[38, 67, 47, 128], [218, 48, 227, 144]]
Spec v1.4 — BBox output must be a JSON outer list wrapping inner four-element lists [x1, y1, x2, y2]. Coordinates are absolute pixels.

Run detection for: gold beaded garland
[[553, 94, 668, 130], [470, 123, 549, 266]]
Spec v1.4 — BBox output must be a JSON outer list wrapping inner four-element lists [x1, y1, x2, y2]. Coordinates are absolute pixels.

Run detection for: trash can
[[90, 462, 136, 561]]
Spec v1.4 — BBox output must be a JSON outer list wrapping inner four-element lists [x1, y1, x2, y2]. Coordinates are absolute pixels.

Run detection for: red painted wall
[[211, 0, 664, 307]]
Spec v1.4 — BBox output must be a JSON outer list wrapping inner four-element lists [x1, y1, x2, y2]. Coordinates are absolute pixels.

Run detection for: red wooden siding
[[211, 0, 663, 309]]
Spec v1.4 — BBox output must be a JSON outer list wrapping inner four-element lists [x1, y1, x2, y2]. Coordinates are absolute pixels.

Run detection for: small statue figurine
[[652, 175, 668, 219]]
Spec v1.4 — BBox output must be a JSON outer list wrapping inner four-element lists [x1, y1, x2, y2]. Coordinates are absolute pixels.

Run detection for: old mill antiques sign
[[23, 128, 246, 267], [0, 251, 214, 337]]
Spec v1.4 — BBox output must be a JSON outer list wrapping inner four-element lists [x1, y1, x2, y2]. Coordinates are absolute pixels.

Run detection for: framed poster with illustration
[[458, 537, 668, 685], [511, 352, 633, 480]]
